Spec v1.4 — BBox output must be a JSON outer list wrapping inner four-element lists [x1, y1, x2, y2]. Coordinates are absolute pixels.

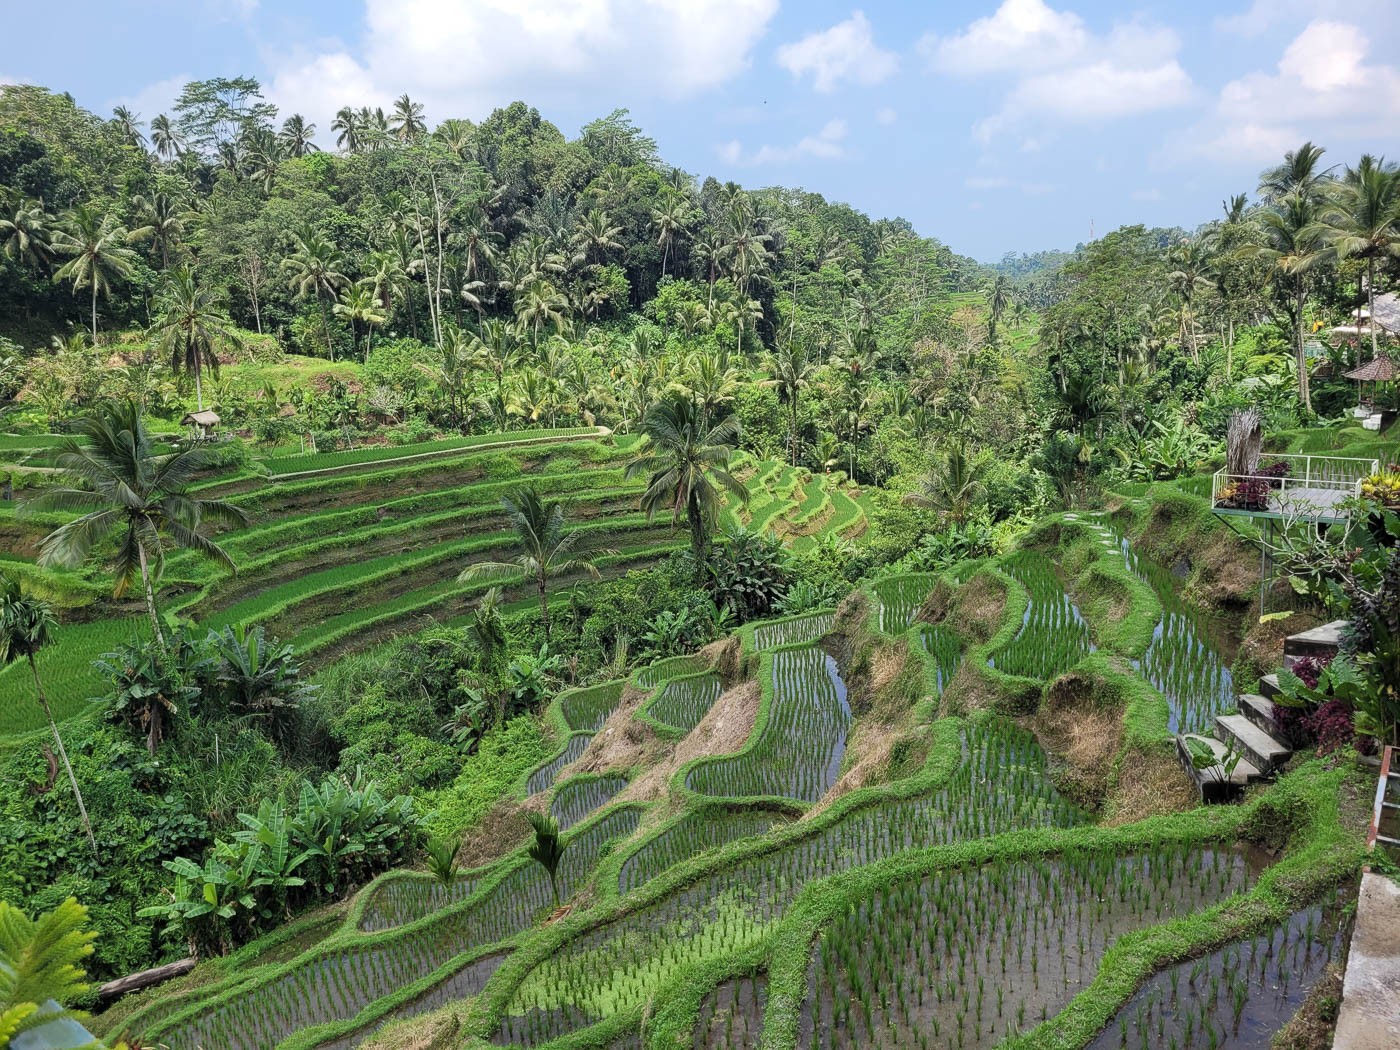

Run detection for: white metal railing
[[1211, 454, 1379, 518]]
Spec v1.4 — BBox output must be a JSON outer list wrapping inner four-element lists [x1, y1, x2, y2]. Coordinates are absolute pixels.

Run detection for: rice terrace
[[2, 8, 1400, 1050]]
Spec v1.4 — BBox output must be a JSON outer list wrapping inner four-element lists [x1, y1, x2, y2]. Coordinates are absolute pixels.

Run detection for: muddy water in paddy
[[796, 844, 1274, 1050], [693, 973, 768, 1049], [1085, 888, 1351, 1050]]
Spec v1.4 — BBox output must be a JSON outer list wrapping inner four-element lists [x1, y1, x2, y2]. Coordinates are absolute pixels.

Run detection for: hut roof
[[181, 410, 221, 427], [1344, 356, 1398, 382], [1372, 291, 1400, 335]]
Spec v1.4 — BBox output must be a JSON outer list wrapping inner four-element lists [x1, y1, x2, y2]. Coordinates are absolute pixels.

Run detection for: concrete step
[[1176, 734, 1261, 803], [1214, 713, 1291, 774], [1258, 673, 1283, 700], [1284, 620, 1347, 661], [1240, 693, 1286, 739]]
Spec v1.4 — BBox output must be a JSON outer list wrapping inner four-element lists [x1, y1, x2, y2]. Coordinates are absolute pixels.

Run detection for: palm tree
[[987, 274, 1010, 344], [149, 267, 242, 411], [415, 325, 474, 426], [904, 443, 984, 524], [1239, 193, 1324, 412], [281, 226, 348, 360], [651, 194, 690, 279], [683, 349, 742, 427], [390, 95, 426, 142], [572, 209, 622, 270], [514, 279, 571, 351], [763, 342, 815, 466], [331, 107, 359, 153], [1165, 238, 1216, 363], [1258, 141, 1331, 203], [130, 191, 189, 269], [0, 576, 95, 852], [526, 812, 565, 906], [278, 114, 319, 157], [0, 194, 54, 271], [111, 106, 146, 149], [457, 486, 611, 640], [1306, 156, 1400, 360], [334, 283, 386, 362], [626, 394, 747, 575], [50, 206, 139, 342], [23, 400, 248, 670], [149, 114, 185, 160]]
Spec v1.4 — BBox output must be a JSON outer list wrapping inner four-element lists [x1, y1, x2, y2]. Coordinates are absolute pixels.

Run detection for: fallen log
[[97, 958, 196, 1000]]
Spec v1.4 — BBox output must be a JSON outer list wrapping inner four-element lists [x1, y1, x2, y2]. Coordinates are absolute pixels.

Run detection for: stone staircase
[[1176, 620, 1346, 802]]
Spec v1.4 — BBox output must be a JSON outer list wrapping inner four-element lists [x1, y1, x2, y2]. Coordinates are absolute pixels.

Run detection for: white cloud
[[1213, 0, 1365, 36], [918, 0, 1088, 75], [107, 73, 191, 123], [923, 1, 1194, 142], [1176, 19, 1400, 165], [267, 0, 779, 141], [775, 10, 898, 93], [875, 106, 897, 125], [716, 118, 848, 165]]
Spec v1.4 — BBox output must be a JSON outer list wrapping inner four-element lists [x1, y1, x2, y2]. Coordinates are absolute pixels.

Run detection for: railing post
[[1304, 456, 1311, 486]]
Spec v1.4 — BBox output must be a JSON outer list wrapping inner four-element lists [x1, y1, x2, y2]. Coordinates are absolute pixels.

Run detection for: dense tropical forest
[[0, 75, 1397, 1050]]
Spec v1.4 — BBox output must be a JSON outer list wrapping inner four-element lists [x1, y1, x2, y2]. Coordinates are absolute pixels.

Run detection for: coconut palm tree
[[50, 205, 140, 342], [278, 114, 319, 158], [390, 95, 426, 142], [987, 274, 1010, 344], [903, 443, 984, 524], [281, 226, 348, 360], [111, 106, 146, 149], [1258, 141, 1331, 204], [23, 399, 248, 658], [514, 279, 570, 351], [0, 194, 54, 271], [149, 267, 242, 412], [626, 394, 747, 575], [130, 191, 189, 269], [764, 341, 815, 466], [149, 114, 185, 160], [1165, 238, 1216, 364], [651, 193, 690, 280], [1306, 156, 1400, 360], [1238, 193, 1324, 412], [334, 283, 387, 362], [456, 486, 611, 640], [0, 577, 95, 852], [572, 209, 622, 271], [683, 348, 742, 427]]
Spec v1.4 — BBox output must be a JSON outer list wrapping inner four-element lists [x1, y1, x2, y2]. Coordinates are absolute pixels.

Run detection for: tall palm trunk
[[1368, 257, 1379, 360], [31, 654, 96, 852], [91, 280, 99, 343], [537, 575, 551, 642], [136, 537, 166, 649], [318, 290, 335, 363], [1294, 285, 1311, 413], [688, 493, 708, 580]]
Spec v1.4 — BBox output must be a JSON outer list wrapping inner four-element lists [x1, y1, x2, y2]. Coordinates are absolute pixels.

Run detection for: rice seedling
[[873, 575, 938, 635], [751, 612, 834, 652], [635, 654, 709, 689], [358, 870, 488, 933], [527, 734, 594, 796], [1084, 891, 1349, 1050], [261, 427, 599, 476], [560, 680, 626, 732], [551, 775, 629, 831], [918, 625, 962, 695], [989, 552, 1093, 680], [797, 844, 1272, 1049], [491, 722, 1083, 1046], [686, 646, 850, 803], [1090, 523, 1237, 736], [692, 972, 768, 1049], [619, 810, 783, 893], [648, 672, 724, 733]]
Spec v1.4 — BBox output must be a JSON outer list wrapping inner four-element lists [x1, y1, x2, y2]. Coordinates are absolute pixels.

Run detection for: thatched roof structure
[[180, 410, 221, 427], [1344, 357, 1397, 383]]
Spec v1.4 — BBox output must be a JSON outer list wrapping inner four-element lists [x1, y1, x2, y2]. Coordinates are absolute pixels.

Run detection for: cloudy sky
[[7, 0, 1399, 261]]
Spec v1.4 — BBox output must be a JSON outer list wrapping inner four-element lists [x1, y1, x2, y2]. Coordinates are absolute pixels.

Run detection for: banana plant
[[233, 799, 311, 921], [138, 846, 263, 957]]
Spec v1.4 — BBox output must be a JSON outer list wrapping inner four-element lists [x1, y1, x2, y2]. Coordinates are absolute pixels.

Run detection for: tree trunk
[[1368, 257, 1379, 361], [31, 655, 96, 852], [319, 291, 334, 363], [251, 284, 262, 334], [91, 280, 99, 343], [1295, 286, 1311, 413], [688, 498, 708, 580], [538, 577, 550, 642], [194, 350, 204, 412], [136, 537, 166, 650]]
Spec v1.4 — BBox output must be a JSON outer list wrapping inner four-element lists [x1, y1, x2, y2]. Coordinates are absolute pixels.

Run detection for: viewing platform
[[1211, 454, 1380, 524]]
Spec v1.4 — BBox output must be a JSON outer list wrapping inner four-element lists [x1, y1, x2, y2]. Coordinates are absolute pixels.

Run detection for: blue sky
[[6, 0, 1399, 261]]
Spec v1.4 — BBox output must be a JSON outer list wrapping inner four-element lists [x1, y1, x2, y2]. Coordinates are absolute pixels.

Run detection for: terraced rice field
[[873, 574, 938, 635], [686, 646, 851, 803], [990, 551, 1094, 680], [647, 672, 724, 732]]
